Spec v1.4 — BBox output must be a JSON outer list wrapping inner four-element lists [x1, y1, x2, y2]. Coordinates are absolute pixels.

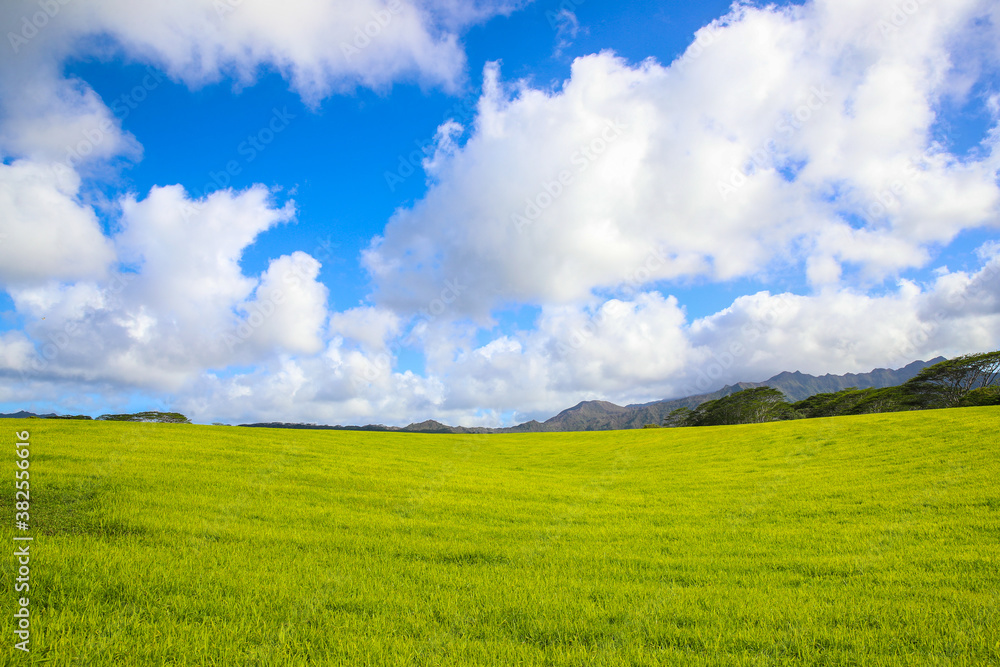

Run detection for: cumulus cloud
[[415, 292, 694, 416], [330, 306, 402, 354], [428, 250, 1000, 420], [0, 161, 116, 286], [101, 247, 995, 426], [1, 186, 327, 390], [0, 0, 515, 282], [688, 267, 1000, 390], [239, 252, 330, 356], [0, 0, 521, 265], [7, 256, 999, 425], [0, 72, 142, 167], [365, 0, 1000, 315], [1, 0, 518, 102], [173, 338, 449, 426], [115, 185, 294, 323]]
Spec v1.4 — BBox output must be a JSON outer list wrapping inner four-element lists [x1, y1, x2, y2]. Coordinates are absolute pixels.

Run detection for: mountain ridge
[[2, 358, 944, 432], [240, 357, 945, 433]]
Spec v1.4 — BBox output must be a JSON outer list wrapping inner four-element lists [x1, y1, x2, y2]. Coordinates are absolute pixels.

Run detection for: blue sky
[[1, 0, 998, 425]]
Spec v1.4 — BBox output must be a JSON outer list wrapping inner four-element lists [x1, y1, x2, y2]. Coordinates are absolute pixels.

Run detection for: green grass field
[[2, 408, 999, 665]]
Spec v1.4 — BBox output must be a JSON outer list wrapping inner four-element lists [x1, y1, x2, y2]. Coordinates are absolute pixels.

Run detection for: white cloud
[[238, 252, 330, 356], [0, 0, 521, 284], [113, 249, 995, 426], [0, 0, 517, 105], [551, 9, 581, 57], [5, 252, 999, 425], [365, 0, 1000, 314], [422, 292, 693, 414], [0, 0, 519, 285], [0, 0, 517, 181], [0, 73, 142, 167], [115, 185, 294, 331], [0, 332, 34, 373], [432, 253, 1000, 418], [173, 341, 448, 426], [330, 306, 402, 354], [2, 186, 327, 390], [0, 161, 116, 287]]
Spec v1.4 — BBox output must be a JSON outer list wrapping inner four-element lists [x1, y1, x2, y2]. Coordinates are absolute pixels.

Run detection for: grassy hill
[[2, 409, 998, 665]]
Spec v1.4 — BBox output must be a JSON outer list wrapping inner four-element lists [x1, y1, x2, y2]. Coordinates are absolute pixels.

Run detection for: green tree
[[793, 386, 914, 418], [793, 388, 868, 418], [688, 387, 796, 426], [902, 351, 1000, 408], [958, 386, 1000, 407], [97, 411, 191, 424], [847, 386, 912, 415], [663, 407, 695, 427]]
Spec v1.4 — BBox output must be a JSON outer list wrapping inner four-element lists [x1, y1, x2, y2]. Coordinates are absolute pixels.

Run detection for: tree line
[[662, 350, 1000, 428], [33, 411, 192, 423]]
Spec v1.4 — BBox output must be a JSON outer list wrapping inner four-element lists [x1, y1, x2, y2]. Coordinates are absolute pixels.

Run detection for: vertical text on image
[[13, 429, 33, 653]]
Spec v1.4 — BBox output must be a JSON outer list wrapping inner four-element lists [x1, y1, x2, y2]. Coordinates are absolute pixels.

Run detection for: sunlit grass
[[2, 408, 998, 665]]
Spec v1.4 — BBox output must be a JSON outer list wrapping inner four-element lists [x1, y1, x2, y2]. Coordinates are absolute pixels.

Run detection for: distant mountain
[[240, 419, 493, 434], [532, 400, 632, 432], [240, 422, 400, 432], [484, 358, 944, 432], [756, 358, 945, 401], [0, 357, 949, 433], [239, 358, 945, 434]]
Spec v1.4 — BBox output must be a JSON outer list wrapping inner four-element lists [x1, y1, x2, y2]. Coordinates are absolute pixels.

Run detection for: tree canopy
[[671, 387, 797, 427], [96, 411, 191, 423], [665, 350, 999, 428], [902, 351, 1000, 408]]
